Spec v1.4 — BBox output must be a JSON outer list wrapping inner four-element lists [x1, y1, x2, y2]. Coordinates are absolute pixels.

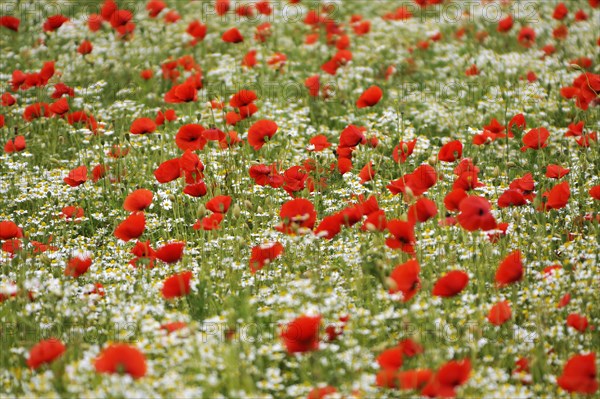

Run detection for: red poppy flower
[[164, 81, 197, 103], [194, 213, 224, 230], [421, 359, 471, 398], [359, 161, 375, 184], [162, 271, 193, 299], [385, 219, 416, 253], [0, 220, 22, 240], [222, 27, 244, 43], [184, 182, 208, 198], [23, 103, 50, 121], [438, 140, 463, 162], [520, 127, 549, 151], [497, 15, 513, 32], [65, 254, 92, 278], [27, 338, 65, 369], [0, 16, 20, 32], [314, 214, 344, 240], [488, 301, 512, 325], [114, 212, 145, 242], [388, 259, 421, 302], [49, 98, 69, 116], [393, 139, 417, 163], [444, 189, 468, 211], [540, 181, 570, 211], [457, 195, 497, 231], [43, 15, 69, 32], [399, 369, 433, 390], [61, 206, 84, 221], [64, 166, 88, 187], [175, 124, 206, 151], [590, 185, 600, 200], [545, 164, 570, 179], [154, 158, 182, 183], [495, 250, 523, 287], [280, 315, 321, 353], [553, 2, 568, 19], [4, 136, 26, 153], [497, 189, 527, 208], [123, 189, 153, 212], [356, 85, 383, 108], [567, 313, 589, 332], [339, 125, 366, 148], [156, 242, 185, 264], [517, 26, 536, 48], [377, 347, 403, 370], [361, 210, 387, 232], [206, 195, 232, 214], [308, 135, 331, 151], [77, 40, 93, 55], [130, 117, 156, 134], [408, 197, 438, 224], [95, 344, 147, 379], [432, 270, 469, 297], [249, 242, 284, 273], [557, 353, 598, 394], [2, 92, 16, 106], [276, 198, 317, 234], [248, 120, 278, 150], [453, 170, 484, 191]]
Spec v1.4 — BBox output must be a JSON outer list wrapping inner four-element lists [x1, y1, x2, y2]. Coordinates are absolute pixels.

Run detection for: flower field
[[1, 0, 599, 397]]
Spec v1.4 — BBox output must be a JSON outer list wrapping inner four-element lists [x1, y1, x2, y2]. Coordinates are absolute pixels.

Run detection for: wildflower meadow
[[0, 0, 599, 397]]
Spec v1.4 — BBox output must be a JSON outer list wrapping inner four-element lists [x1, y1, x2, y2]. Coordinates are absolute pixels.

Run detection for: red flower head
[[421, 359, 471, 398], [27, 338, 65, 369], [114, 212, 145, 242], [276, 198, 317, 234], [520, 127, 549, 151], [130, 117, 156, 135], [432, 270, 469, 297], [567, 313, 589, 332], [488, 301, 512, 325], [123, 189, 153, 212], [222, 27, 244, 43], [557, 353, 598, 394], [206, 195, 232, 214], [457, 195, 497, 231], [0, 220, 23, 240], [539, 181, 570, 211], [64, 166, 88, 187], [94, 344, 147, 379], [4, 136, 26, 154], [155, 242, 185, 264], [385, 219, 416, 254], [388, 259, 421, 302], [249, 242, 284, 273], [517, 26, 536, 48], [377, 347, 404, 370], [438, 140, 463, 162], [0, 16, 20, 32], [162, 271, 192, 299], [248, 120, 278, 150], [43, 15, 69, 32], [154, 158, 182, 184], [280, 315, 321, 353], [408, 197, 438, 224], [495, 250, 523, 287], [356, 85, 383, 108], [65, 254, 92, 278], [497, 15, 513, 33], [393, 139, 417, 163], [175, 124, 206, 151]]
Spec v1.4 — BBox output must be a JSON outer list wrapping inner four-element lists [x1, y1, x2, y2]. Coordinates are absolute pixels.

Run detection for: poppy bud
[[402, 143, 409, 153], [244, 200, 252, 209], [492, 166, 500, 177], [257, 206, 264, 213], [197, 204, 206, 217], [168, 194, 176, 201], [232, 203, 241, 218], [384, 277, 398, 291], [506, 161, 516, 168], [427, 155, 437, 165]]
